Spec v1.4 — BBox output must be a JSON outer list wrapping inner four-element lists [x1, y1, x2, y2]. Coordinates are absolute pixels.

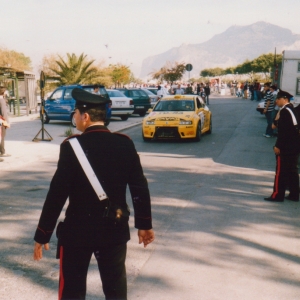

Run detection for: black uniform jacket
[[275, 104, 300, 155], [34, 125, 152, 247]]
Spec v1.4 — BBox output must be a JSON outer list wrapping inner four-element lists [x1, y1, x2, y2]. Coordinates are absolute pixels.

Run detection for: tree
[[200, 67, 224, 77], [110, 64, 131, 88], [251, 53, 282, 75], [151, 61, 186, 84], [199, 53, 283, 79], [0, 47, 31, 71], [50, 53, 98, 85], [129, 72, 143, 87]]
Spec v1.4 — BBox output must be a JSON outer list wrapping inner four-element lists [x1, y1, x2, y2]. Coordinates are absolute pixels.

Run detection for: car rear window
[[147, 89, 157, 95], [142, 89, 155, 96], [82, 87, 110, 99], [107, 90, 125, 97]]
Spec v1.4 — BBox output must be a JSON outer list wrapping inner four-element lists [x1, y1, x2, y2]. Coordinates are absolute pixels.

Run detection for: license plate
[[116, 101, 125, 105], [151, 99, 156, 102], [136, 106, 144, 108]]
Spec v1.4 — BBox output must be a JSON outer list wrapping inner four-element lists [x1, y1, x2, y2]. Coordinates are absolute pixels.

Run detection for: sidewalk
[[1, 114, 144, 171]]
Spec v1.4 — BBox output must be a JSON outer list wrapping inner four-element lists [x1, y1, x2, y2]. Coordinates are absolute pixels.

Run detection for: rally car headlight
[[146, 120, 155, 125], [179, 120, 192, 125]]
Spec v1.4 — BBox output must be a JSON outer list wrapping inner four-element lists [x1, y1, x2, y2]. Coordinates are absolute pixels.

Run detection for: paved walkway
[[1, 113, 144, 171]]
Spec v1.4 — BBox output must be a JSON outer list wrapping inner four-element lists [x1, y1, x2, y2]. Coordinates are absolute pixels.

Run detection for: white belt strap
[[286, 107, 298, 126], [69, 138, 108, 201]]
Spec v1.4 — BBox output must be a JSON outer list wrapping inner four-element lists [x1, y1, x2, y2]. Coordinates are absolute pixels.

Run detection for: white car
[[107, 89, 134, 121]]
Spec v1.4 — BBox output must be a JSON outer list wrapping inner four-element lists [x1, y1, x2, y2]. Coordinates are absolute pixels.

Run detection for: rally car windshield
[[153, 100, 195, 111]]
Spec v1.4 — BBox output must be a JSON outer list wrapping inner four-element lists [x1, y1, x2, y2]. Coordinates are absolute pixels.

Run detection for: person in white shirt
[[157, 85, 163, 99], [175, 84, 184, 95]]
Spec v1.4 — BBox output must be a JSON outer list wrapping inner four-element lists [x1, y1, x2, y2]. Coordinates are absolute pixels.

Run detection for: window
[[63, 88, 73, 99], [298, 62, 300, 72], [108, 90, 124, 97], [51, 89, 63, 100], [132, 90, 141, 97], [296, 78, 300, 95]]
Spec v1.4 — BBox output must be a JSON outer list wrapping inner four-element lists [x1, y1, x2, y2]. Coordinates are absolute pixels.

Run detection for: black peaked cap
[[72, 88, 110, 108], [276, 90, 293, 100]]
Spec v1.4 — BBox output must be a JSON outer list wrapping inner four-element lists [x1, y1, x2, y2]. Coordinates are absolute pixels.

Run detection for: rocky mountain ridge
[[140, 21, 300, 78]]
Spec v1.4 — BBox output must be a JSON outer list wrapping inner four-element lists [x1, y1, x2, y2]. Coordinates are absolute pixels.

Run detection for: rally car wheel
[[207, 117, 212, 134], [195, 122, 202, 142]]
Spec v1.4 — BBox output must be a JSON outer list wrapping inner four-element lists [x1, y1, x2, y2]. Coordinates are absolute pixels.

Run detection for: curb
[[113, 120, 143, 133]]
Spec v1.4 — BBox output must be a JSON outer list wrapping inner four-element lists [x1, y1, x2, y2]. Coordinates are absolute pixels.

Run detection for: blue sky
[[1, 0, 299, 76]]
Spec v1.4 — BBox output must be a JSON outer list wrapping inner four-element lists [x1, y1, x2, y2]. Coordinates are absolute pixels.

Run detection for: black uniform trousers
[[271, 154, 299, 200], [59, 243, 127, 300]]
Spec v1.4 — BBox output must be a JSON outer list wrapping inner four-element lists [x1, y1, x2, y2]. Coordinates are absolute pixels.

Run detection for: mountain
[[140, 21, 300, 78]]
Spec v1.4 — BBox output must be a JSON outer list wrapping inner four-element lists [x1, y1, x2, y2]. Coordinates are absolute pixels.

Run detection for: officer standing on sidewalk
[[264, 90, 300, 202], [33, 88, 154, 300]]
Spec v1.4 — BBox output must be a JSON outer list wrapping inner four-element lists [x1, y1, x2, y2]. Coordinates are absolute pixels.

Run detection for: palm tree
[[50, 53, 97, 85]]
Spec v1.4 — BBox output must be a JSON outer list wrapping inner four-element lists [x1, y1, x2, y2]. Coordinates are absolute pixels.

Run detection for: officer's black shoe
[[264, 196, 284, 202], [284, 196, 299, 202]]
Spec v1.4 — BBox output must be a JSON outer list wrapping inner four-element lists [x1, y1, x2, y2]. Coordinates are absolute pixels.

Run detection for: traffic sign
[[186, 64, 193, 71]]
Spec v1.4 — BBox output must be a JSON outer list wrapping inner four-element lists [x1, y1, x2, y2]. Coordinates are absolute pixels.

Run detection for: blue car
[[41, 84, 111, 127]]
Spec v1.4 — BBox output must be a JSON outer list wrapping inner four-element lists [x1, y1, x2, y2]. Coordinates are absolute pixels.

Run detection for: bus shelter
[[0, 67, 37, 116]]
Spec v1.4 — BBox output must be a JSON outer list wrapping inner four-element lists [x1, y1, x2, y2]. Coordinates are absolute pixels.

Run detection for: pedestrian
[[196, 83, 200, 95], [33, 88, 155, 300], [175, 84, 184, 95], [264, 90, 300, 202], [270, 85, 279, 135], [253, 80, 261, 101], [199, 87, 206, 103], [0, 87, 10, 159], [262, 82, 275, 138], [243, 82, 248, 99], [249, 82, 254, 100], [157, 85, 163, 100], [204, 83, 210, 105], [185, 83, 193, 94]]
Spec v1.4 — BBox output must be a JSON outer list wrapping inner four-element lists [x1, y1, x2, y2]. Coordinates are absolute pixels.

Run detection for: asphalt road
[[1, 97, 300, 299]]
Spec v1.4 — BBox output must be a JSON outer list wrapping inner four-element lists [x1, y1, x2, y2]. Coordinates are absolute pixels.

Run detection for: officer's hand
[[138, 229, 155, 248], [33, 242, 49, 261], [274, 146, 280, 155]]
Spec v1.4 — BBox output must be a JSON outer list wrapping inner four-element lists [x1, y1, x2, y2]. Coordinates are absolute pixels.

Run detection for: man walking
[[0, 87, 10, 159], [264, 90, 300, 202], [204, 83, 210, 105], [33, 88, 155, 299], [262, 83, 275, 138]]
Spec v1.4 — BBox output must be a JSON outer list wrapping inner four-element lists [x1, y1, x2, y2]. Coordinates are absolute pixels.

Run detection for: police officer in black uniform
[[264, 90, 300, 202], [33, 88, 155, 300]]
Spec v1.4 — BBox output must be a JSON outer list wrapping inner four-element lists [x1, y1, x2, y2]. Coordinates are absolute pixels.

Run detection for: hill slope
[[140, 21, 300, 78]]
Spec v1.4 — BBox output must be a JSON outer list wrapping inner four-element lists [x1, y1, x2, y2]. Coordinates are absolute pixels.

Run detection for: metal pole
[[15, 76, 20, 116]]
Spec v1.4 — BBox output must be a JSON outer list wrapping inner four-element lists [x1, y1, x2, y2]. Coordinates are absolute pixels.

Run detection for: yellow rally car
[[142, 95, 212, 141]]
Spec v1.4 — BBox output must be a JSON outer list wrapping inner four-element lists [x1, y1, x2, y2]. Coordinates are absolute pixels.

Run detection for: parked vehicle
[[116, 88, 151, 116], [41, 85, 111, 127], [106, 89, 134, 121], [141, 88, 159, 107]]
